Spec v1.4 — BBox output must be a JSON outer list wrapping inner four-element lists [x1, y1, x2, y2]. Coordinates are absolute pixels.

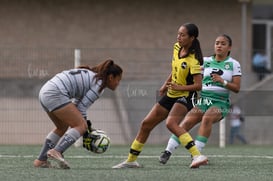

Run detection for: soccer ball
[[90, 129, 110, 154]]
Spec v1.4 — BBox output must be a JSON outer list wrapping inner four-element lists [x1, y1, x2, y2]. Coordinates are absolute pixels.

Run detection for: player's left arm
[[212, 60, 241, 93], [211, 73, 241, 93], [224, 75, 241, 93], [222, 60, 241, 93]]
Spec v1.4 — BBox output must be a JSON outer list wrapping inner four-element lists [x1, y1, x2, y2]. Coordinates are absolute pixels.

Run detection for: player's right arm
[[159, 72, 172, 96]]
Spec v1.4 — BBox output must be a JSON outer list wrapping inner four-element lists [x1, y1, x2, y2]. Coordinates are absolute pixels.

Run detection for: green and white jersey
[[201, 56, 241, 100]]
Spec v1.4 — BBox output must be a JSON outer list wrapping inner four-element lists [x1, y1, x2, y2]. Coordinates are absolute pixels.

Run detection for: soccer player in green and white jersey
[[159, 34, 241, 164]]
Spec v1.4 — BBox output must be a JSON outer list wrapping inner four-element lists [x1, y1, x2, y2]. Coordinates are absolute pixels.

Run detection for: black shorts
[[158, 92, 197, 111]]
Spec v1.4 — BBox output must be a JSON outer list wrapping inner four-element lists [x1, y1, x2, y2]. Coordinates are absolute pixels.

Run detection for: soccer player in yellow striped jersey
[[159, 34, 242, 165], [113, 23, 208, 169], [168, 42, 203, 98]]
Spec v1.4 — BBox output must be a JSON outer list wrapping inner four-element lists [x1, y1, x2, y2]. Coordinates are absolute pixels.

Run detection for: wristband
[[223, 80, 228, 87]]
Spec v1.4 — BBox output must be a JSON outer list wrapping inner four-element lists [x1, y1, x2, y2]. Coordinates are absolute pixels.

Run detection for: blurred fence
[[0, 47, 173, 145], [0, 48, 272, 145]]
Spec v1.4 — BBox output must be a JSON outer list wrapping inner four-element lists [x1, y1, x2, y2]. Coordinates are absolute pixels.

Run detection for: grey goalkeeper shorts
[[39, 81, 71, 112]]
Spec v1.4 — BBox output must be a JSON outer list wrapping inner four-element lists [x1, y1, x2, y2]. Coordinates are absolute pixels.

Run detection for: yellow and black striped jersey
[[167, 42, 201, 98]]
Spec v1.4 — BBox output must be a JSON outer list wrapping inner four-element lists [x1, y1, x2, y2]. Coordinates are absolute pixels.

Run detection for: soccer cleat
[[47, 149, 70, 169], [112, 160, 142, 169], [159, 150, 172, 164], [189, 155, 208, 168], [33, 159, 53, 168]]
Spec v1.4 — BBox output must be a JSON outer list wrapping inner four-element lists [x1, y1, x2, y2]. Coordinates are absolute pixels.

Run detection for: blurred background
[[0, 0, 273, 146]]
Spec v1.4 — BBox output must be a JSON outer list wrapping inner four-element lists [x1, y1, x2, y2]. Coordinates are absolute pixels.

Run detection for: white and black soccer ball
[[90, 130, 110, 154]]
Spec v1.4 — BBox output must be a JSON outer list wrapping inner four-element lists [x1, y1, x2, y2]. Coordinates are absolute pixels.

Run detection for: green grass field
[[0, 144, 273, 181]]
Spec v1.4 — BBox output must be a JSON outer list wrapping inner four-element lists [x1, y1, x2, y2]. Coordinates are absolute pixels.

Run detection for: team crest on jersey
[[181, 62, 187, 69], [224, 63, 231, 70]]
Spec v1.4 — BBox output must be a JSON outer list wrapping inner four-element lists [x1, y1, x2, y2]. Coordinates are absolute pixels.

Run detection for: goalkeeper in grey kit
[[33, 59, 122, 169]]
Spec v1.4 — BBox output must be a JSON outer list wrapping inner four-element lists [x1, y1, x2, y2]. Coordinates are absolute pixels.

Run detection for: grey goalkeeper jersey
[[41, 68, 103, 118]]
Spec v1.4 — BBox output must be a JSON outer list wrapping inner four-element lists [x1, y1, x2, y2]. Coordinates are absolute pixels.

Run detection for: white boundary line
[[1, 155, 273, 159]]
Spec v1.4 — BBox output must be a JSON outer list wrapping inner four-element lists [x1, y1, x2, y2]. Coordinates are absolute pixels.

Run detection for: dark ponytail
[[191, 39, 203, 65], [183, 23, 204, 65], [78, 59, 123, 92]]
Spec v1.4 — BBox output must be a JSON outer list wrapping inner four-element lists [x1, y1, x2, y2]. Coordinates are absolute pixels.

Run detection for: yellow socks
[[126, 134, 200, 162], [127, 139, 144, 162], [179, 132, 200, 157]]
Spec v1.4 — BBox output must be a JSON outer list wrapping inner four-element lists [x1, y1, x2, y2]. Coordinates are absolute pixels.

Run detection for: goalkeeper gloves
[[82, 120, 99, 151]]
